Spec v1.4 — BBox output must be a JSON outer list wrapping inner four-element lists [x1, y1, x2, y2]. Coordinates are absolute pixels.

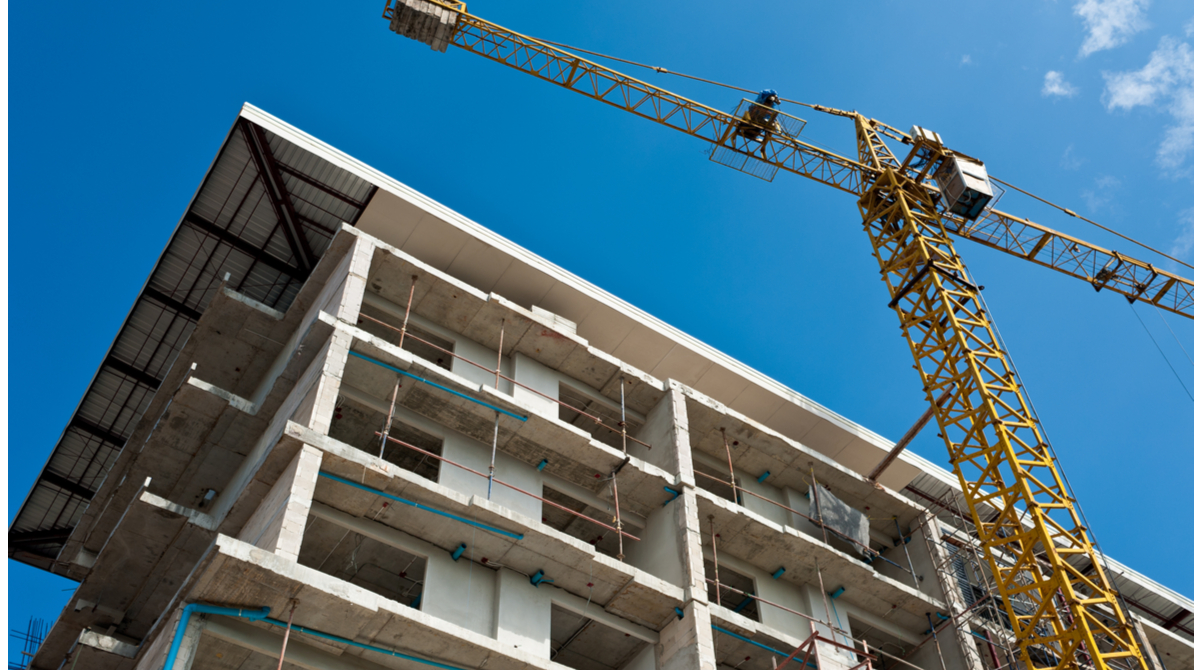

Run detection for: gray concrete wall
[[635, 386, 685, 476], [625, 501, 685, 588], [236, 445, 322, 560], [383, 403, 544, 520], [210, 326, 345, 525], [423, 548, 497, 638], [658, 601, 716, 670], [494, 568, 552, 656]]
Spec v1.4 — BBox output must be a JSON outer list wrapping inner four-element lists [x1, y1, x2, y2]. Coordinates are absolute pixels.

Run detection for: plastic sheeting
[[810, 486, 871, 556]]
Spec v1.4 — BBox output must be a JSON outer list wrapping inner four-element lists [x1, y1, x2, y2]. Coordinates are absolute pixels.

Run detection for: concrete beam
[[205, 616, 387, 670], [77, 629, 139, 658]]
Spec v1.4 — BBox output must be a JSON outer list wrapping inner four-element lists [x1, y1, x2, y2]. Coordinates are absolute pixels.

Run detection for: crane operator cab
[[735, 89, 784, 154], [910, 126, 995, 221]]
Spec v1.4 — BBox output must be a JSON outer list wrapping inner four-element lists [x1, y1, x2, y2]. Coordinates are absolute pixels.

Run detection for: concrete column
[[236, 445, 322, 560], [657, 600, 717, 670], [678, 490, 709, 607], [913, 513, 986, 670], [634, 383, 690, 477], [170, 612, 207, 670]]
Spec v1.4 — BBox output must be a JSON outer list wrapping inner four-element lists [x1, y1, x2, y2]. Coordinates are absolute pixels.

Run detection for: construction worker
[[735, 89, 783, 156]]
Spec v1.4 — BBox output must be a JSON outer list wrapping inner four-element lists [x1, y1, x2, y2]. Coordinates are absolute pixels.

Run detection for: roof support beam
[[184, 212, 305, 281], [104, 355, 161, 390], [144, 287, 203, 322], [39, 471, 96, 501], [239, 119, 317, 271], [275, 161, 370, 209], [70, 416, 127, 448], [9, 527, 75, 547]]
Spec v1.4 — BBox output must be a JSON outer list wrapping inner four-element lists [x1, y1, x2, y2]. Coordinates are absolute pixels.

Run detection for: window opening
[[694, 458, 739, 503], [541, 487, 621, 559], [550, 603, 649, 670], [848, 616, 912, 670], [328, 399, 443, 482], [558, 383, 643, 451], [297, 514, 425, 609], [703, 558, 760, 622], [358, 303, 454, 371]]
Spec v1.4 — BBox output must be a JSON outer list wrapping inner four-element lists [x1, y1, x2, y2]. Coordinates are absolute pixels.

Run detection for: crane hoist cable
[[531, 34, 1192, 270]]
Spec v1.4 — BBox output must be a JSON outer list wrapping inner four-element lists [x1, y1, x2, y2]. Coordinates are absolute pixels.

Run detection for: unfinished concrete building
[[10, 106, 1194, 670]]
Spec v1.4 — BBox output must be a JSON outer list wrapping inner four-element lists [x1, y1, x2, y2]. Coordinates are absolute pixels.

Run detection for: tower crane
[[379, 4, 1194, 670]]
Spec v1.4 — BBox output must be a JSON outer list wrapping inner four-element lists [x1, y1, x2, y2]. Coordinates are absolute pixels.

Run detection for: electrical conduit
[[161, 603, 470, 670], [162, 605, 271, 670]]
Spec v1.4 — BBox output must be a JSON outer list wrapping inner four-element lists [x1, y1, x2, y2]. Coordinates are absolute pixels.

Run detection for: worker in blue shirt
[[736, 89, 783, 156]]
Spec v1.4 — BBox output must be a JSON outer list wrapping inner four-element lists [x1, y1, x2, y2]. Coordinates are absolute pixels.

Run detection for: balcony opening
[[541, 487, 621, 559], [694, 458, 739, 503], [329, 399, 443, 482], [550, 603, 650, 670], [359, 303, 454, 371], [704, 558, 760, 622], [558, 383, 643, 451], [849, 615, 915, 670], [297, 514, 425, 609]]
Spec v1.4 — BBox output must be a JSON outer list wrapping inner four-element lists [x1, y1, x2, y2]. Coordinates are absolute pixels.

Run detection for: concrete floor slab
[[191, 535, 575, 670], [338, 328, 674, 517], [364, 249, 664, 418], [695, 489, 941, 632], [683, 394, 924, 534], [287, 421, 684, 631]]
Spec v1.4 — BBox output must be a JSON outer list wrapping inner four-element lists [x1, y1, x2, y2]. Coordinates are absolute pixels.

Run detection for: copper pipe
[[379, 380, 400, 458], [495, 319, 505, 389], [619, 376, 628, 457], [611, 471, 625, 561], [398, 276, 417, 349], [814, 559, 834, 641], [374, 431, 640, 540], [710, 515, 721, 607], [275, 601, 297, 670], [487, 413, 499, 499]]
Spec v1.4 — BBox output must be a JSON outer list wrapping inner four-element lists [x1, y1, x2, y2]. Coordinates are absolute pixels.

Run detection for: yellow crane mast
[[380, 4, 1193, 670]]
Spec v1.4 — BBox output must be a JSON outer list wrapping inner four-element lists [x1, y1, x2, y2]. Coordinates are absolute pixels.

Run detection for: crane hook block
[[386, 0, 460, 53]]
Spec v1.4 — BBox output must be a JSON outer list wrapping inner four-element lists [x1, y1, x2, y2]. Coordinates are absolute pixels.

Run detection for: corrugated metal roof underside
[[8, 117, 376, 565]]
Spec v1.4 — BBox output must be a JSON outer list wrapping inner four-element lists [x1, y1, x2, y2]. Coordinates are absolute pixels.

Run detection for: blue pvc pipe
[[663, 487, 681, 505], [318, 471, 524, 541], [348, 350, 527, 422], [711, 626, 818, 669], [163, 605, 271, 669], [260, 616, 469, 670]]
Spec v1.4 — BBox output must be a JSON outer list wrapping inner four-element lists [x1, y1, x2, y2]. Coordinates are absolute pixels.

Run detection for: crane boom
[[387, 1, 1193, 318], [381, 3, 1188, 670]]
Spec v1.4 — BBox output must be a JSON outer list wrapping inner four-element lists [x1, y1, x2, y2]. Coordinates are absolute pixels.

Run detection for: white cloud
[[1061, 144, 1084, 170], [1043, 71, 1079, 97], [1171, 209, 1194, 263], [1074, 0, 1150, 57], [1155, 85, 1193, 170], [1081, 175, 1121, 212], [1102, 36, 1194, 173], [961, 55, 972, 66]]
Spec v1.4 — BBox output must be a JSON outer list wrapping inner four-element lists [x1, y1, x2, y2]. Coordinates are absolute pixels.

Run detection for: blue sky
[[7, 0, 1195, 657]]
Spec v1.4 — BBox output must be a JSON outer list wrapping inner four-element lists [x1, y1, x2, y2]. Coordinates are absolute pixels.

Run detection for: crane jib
[[382, 4, 1187, 670]]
